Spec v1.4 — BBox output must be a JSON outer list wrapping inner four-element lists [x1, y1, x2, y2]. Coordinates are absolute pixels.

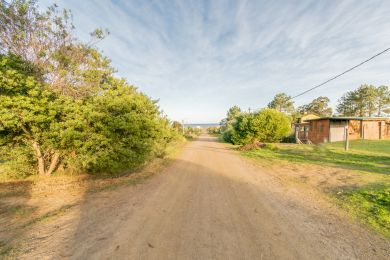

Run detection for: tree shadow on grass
[[246, 147, 390, 175]]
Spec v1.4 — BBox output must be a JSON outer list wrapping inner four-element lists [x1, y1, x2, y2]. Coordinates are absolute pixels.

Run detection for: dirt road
[[21, 134, 389, 259]]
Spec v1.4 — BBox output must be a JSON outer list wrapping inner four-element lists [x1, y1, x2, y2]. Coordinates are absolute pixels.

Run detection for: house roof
[[305, 116, 390, 122]]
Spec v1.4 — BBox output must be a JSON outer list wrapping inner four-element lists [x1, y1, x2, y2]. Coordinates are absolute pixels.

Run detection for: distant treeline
[[267, 84, 390, 118], [218, 85, 389, 145]]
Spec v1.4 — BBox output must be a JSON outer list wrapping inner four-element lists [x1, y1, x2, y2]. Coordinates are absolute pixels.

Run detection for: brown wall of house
[[308, 119, 329, 144], [386, 123, 390, 138], [348, 120, 362, 140], [308, 118, 390, 144], [349, 120, 390, 140], [362, 121, 381, 139]]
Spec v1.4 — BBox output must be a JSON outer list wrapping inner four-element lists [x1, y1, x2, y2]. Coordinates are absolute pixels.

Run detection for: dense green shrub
[[0, 1, 181, 178], [207, 126, 221, 135], [281, 134, 296, 143], [72, 82, 176, 174], [0, 54, 179, 178], [230, 109, 291, 145], [184, 126, 202, 139], [0, 145, 36, 179]]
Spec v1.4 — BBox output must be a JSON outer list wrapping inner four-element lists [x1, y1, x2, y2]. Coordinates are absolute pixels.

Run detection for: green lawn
[[241, 139, 390, 238], [242, 140, 390, 175], [326, 139, 390, 155], [336, 185, 390, 238]]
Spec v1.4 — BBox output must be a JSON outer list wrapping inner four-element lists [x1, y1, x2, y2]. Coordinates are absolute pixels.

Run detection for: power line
[[291, 46, 390, 99]]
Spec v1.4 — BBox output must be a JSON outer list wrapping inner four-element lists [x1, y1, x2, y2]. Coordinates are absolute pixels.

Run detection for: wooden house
[[294, 117, 390, 144]]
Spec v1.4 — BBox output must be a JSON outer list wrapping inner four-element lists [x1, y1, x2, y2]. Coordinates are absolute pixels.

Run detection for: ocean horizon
[[184, 123, 219, 128]]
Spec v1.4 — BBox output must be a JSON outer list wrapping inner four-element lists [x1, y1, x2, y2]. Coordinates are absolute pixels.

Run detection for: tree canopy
[[297, 96, 332, 117], [336, 85, 390, 117], [267, 93, 294, 114], [0, 1, 179, 177]]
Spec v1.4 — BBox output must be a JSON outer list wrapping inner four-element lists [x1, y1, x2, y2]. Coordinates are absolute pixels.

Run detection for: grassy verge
[[242, 140, 390, 174], [241, 139, 390, 238], [334, 184, 390, 237]]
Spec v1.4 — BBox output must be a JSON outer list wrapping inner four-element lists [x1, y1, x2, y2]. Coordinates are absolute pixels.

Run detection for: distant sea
[[184, 123, 219, 128]]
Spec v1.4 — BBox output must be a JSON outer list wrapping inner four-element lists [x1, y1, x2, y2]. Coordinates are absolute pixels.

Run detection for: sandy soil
[[15, 134, 390, 259]]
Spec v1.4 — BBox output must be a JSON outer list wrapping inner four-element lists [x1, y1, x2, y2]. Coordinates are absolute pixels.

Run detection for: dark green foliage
[[184, 126, 202, 140], [207, 126, 221, 135], [297, 96, 332, 117], [71, 82, 174, 174], [221, 106, 291, 144], [0, 1, 180, 178], [0, 144, 35, 179], [0, 54, 178, 177], [171, 121, 183, 132], [267, 93, 294, 114], [281, 134, 296, 143], [222, 129, 234, 143], [230, 109, 291, 144], [220, 105, 242, 143], [336, 84, 390, 117]]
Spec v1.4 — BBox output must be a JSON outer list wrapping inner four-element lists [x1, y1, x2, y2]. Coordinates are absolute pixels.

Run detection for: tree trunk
[[46, 152, 60, 176], [32, 141, 46, 175]]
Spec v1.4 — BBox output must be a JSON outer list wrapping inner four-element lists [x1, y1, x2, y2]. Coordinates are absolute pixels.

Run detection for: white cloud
[[39, 0, 390, 122]]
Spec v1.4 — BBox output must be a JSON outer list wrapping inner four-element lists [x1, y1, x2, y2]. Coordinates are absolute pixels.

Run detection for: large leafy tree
[[0, 1, 177, 177], [267, 93, 294, 114], [220, 105, 242, 142], [226, 105, 242, 124], [0, 53, 173, 176], [377, 85, 390, 116], [336, 84, 389, 117], [0, 54, 64, 175], [0, 0, 111, 98], [297, 96, 332, 116], [358, 85, 378, 117], [73, 81, 171, 174]]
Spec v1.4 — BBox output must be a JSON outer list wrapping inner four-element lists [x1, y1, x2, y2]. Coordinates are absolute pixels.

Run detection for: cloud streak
[[40, 0, 390, 122]]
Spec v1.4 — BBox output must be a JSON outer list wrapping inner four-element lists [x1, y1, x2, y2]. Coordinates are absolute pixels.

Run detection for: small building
[[293, 114, 320, 143], [296, 113, 320, 123], [294, 117, 390, 144]]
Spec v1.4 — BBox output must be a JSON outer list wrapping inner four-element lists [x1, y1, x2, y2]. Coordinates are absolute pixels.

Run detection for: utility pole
[[248, 107, 251, 113], [344, 126, 349, 151], [181, 120, 185, 135]]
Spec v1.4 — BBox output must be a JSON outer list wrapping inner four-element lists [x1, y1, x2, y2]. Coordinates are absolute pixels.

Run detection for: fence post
[[344, 126, 349, 151]]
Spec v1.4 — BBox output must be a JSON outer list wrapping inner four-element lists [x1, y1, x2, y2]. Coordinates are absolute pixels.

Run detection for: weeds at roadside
[[23, 204, 77, 228], [0, 241, 14, 259], [3, 205, 36, 218], [332, 184, 390, 238], [240, 140, 390, 239]]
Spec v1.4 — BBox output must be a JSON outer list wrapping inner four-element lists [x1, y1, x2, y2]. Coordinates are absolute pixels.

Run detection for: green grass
[[326, 139, 390, 155], [242, 140, 390, 175], [334, 185, 390, 238], [241, 139, 390, 238]]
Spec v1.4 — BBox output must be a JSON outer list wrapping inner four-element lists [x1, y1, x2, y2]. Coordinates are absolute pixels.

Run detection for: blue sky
[[39, 0, 390, 123]]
